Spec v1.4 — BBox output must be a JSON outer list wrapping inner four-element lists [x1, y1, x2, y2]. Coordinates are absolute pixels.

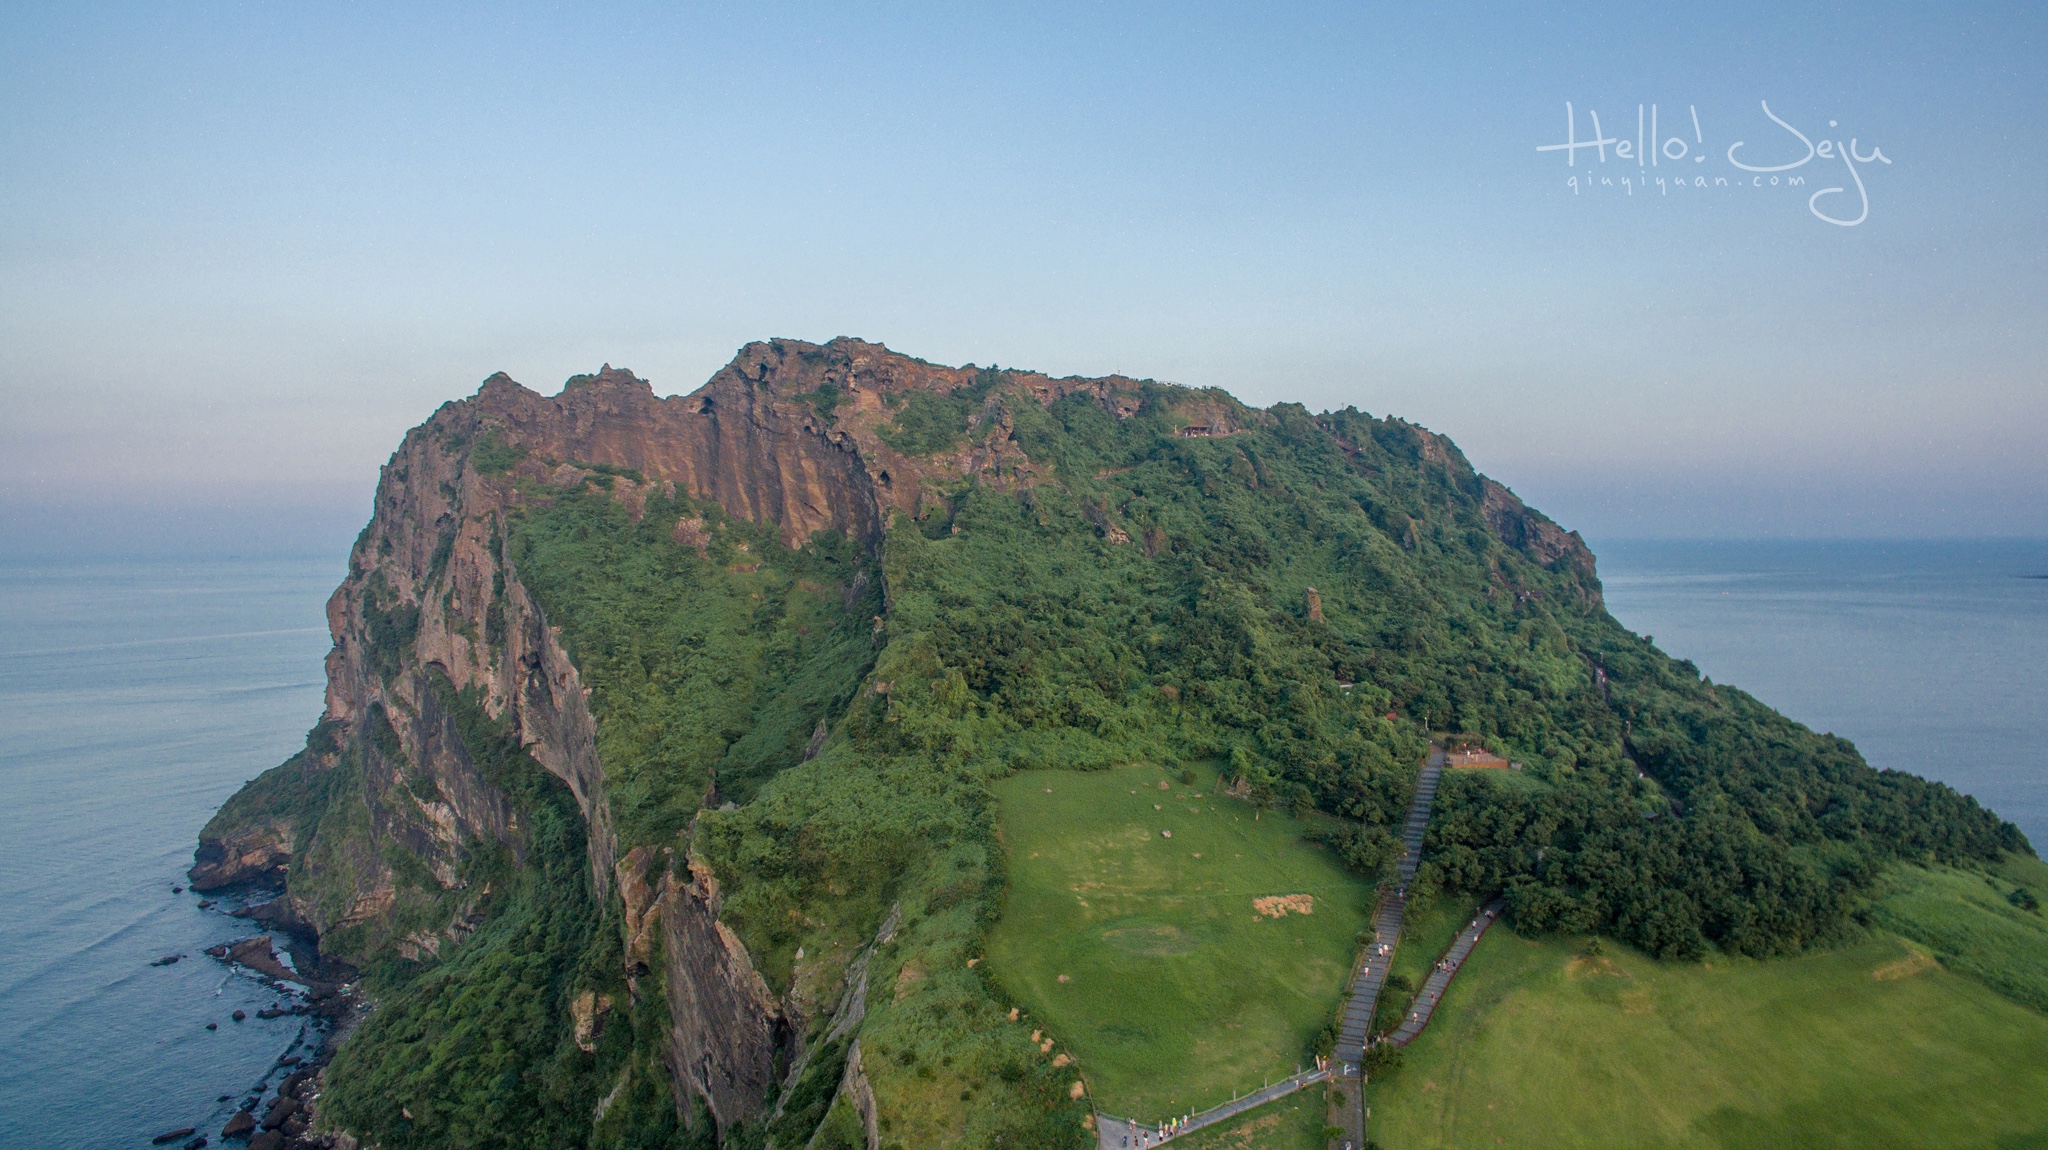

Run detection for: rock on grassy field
[[1369, 918, 2048, 1149], [985, 763, 1373, 1121]]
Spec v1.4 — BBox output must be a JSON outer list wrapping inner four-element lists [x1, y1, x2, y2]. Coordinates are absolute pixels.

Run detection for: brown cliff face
[[660, 858, 790, 1129], [188, 821, 293, 891], [462, 340, 1217, 548], [1478, 478, 1602, 603]]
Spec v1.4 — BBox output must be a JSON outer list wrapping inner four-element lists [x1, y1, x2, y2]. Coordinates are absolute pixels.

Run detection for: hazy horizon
[[5, 2, 2043, 547]]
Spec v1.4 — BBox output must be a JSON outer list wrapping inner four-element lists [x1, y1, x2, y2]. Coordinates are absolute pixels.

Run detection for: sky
[[3, 0, 2043, 555]]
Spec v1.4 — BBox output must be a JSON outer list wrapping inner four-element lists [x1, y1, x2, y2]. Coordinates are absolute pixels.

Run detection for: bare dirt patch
[[893, 960, 925, 1001], [1252, 894, 1315, 918], [1565, 955, 1630, 980], [1873, 949, 1938, 981]]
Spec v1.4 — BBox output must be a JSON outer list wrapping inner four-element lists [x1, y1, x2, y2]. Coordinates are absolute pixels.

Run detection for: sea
[[0, 538, 2044, 1147]]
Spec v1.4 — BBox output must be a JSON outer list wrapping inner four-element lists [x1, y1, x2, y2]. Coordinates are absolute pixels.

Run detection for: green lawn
[[987, 763, 1374, 1121], [1369, 924, 2048, 1149], [1868, 860, 2048, 1013]]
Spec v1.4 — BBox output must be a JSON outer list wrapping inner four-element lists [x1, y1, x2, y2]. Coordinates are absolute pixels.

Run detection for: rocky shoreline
[[167, 908, 364, 1150]]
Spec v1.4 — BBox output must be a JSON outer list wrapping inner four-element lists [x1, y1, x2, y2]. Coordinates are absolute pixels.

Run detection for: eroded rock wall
[[660, 858, 790, 1129]]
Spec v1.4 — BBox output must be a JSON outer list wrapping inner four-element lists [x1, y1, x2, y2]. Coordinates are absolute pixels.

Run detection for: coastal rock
[[226, 936, 299, 983], [189, 824, 292, 891], [261, 1096, 298, 1130], [152, 1128, 196, 1144]]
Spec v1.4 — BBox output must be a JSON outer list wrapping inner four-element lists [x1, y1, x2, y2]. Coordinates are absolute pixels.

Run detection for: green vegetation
[[471, 428, 527, 474], [985, 763, 1372, 1119], [506, 373, 2030, 1144], [197, 719, 346, 846], [1369, 926, 2048, 1150], [1423, 748, 2021, 960], [506, 485, 880, 848], [1865, 860, 2048, 1012], [207, 354, 2043, 1149], [877, 368, 1003, 456]]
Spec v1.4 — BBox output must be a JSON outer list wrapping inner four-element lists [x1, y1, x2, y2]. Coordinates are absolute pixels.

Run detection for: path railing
[[1094, 1065, 1331, 1150], [1385, 896, 1506, 1047]]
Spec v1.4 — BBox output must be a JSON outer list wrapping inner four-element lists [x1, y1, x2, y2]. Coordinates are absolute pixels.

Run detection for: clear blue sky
[[3, 1, 2043, 553]]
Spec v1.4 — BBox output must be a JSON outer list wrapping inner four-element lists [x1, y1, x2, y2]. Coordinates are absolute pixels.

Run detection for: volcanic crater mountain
[[193, 337, 2031, 1150]]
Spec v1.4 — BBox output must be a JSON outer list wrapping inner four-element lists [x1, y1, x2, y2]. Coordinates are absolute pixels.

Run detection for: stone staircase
[[1331, 750, 1441, 1063]]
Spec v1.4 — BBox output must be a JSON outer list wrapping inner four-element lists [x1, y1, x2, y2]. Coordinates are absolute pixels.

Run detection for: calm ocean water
[[0, 554, 339, 1148], [0, 539, 2042, 1145]]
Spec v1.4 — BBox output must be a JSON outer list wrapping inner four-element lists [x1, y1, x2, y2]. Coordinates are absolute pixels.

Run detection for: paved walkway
[[1386, 897, 1507, 1047], [1094, 1066, 1329, 1150]]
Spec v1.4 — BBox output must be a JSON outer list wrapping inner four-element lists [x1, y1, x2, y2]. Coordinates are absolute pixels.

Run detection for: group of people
[[1118, 1114, 1193, 1148]]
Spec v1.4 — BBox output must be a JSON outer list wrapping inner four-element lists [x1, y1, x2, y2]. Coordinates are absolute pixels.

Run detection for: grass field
[[1868, 859, 2048, 1013], [1369, 923, 2048, 1149], [986, 763, 1374, 1121]]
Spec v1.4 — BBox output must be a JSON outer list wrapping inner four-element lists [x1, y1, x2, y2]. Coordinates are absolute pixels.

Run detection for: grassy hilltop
[[199, 341, 2039, 1150]]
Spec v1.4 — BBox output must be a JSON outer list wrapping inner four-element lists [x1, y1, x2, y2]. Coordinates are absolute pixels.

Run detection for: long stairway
[[1331, 749, 1442, 1063], [1386, 896, 1506, 1046]]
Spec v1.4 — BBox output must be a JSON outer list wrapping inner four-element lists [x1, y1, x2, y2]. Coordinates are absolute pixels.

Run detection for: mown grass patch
[[986, 763, 1374, 1121], [1369, 924, 2048, 1149]]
